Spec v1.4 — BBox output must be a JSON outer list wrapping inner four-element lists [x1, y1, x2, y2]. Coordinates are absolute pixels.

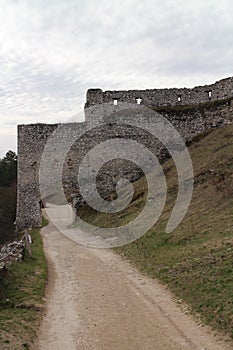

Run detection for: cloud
[[0, 0, 233, 155]]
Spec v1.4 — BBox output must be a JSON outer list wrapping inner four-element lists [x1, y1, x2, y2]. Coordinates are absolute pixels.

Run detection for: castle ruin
[[16, 77, 233, 229]]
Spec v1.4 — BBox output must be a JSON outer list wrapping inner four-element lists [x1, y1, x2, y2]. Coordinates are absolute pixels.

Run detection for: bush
[[0, 151, 17, 245], [0, 183, 17, 244]]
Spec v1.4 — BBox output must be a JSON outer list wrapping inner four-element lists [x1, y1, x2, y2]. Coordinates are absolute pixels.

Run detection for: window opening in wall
[[136, 98, 142, 105], [178, 96, 181, 102], [113, 99, 118, 105], [208, 91, 212, 99]]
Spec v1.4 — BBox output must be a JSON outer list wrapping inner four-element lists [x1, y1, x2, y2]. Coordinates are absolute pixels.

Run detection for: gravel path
[[34, 219, 232, 350]]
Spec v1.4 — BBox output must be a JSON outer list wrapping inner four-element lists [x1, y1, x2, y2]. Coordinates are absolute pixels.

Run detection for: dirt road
[[34, 219, 232, 350]]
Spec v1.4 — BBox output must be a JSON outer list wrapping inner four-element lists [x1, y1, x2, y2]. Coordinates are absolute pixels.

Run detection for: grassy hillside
[[0, 218, 48, 349], [78, 123, 233, 339]]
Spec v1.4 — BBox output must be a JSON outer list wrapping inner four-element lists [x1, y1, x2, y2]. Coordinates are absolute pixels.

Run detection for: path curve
[[34, 219, 232, 350]]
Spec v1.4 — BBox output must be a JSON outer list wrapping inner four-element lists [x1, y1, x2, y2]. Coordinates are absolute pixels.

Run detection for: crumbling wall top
[[85, 77, 233, 109]]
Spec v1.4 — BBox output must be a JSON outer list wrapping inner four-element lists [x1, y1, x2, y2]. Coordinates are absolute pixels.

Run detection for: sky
[[0, 0, 233, 156]]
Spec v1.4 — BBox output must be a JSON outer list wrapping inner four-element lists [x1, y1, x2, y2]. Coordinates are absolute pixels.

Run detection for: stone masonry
[[16, 77, 233, 229]]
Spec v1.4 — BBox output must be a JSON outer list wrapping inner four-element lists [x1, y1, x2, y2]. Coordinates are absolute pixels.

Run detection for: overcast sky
[[0, 0, 233, 156]]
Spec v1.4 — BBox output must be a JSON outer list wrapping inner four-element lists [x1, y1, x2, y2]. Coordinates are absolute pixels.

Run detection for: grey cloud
[[0, 0, 233, 155]]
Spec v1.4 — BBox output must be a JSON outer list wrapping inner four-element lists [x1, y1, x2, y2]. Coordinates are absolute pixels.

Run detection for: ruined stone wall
[[85, 77, 233, 110], [16, 77, 233, 229], [16, 124, 58, 228]]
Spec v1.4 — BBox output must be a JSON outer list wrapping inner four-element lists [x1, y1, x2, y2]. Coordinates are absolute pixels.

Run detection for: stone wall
[[16, 77, 233, 229], [16, 124, 58, 228], [85, 77, 233, 110]]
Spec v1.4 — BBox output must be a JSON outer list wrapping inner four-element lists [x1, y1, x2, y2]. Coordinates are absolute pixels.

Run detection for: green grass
[[0, 217, 48, 349], [78, 124, 233, 339]]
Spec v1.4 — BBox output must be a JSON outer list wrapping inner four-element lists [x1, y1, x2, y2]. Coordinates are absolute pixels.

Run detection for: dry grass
[[79, 123, 233, 339], [0, 218, 48, 349]]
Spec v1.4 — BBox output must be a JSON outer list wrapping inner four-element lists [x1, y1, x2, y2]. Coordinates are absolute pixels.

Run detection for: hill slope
[[78, 123, 233, 339]]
